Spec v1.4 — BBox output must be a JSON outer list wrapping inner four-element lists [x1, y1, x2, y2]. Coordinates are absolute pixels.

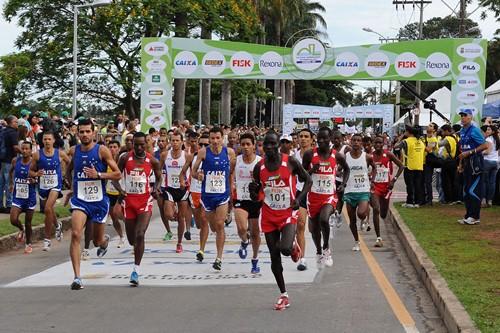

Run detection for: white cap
[[280, 134, 292, 142]]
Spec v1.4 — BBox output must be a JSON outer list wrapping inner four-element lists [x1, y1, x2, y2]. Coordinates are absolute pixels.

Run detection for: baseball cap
[[458, 108, 473, 116], [39, 111, 48, 118], [61, 111, 70, 117], [20, 109, 31, 117], [280, 134, 292, 142]]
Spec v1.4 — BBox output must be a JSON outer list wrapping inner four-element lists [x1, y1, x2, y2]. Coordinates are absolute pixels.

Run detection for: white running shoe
[[81, 249, 90, 261], [360, 219, 368, 231], [55, 222, 63, 241], [42, 239, 51, 251], [316, 254, 324, 268], [297, 258, 307, 271], [117, 237, 125, 248], [323, 248, 333, 267], [375, 237, 383, 247], [352, 241, 360, 252], [401, 203, 414, 208]]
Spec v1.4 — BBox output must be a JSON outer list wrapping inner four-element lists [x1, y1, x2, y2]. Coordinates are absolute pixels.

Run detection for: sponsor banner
[[174, 51, 198, 75], [364, 52, 390, 78], [259, 51, 283, 76], [292, 38, 326, 72], [334, 52, 360, 77], [230, 51, 254, 75], [395, 52, 420, 77]]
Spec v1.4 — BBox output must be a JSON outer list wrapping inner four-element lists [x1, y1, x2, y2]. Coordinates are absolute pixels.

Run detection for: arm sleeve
[[471, 127, 485, 145]]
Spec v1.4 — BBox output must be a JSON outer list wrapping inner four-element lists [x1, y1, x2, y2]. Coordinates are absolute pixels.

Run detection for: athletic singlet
[[309, 148, 337, 195], [235, 154, 261, 201], [335, 145, 348, 182], [294, 149, 305, 191], [72, 144, 107, 202], [345, 151, 370, 193], [259, 154, 296, 220], [201, 146, 230, 197], [164, 149, 188, 189], [373, 150, 393, 185], [13, 158, 34, 200], [38, 148, 62, 190], [106, 165, 119, 195], [190, 154, 202, 193], [123, 151, 153, 197]]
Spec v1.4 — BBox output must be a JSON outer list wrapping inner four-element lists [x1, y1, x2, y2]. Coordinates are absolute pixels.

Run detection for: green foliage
[[0, 51, 34, 116], [294, 80, 353, 107], [486, 36, 500, 87], [0, 205, 71, 237], [397, 16, 481, 40]]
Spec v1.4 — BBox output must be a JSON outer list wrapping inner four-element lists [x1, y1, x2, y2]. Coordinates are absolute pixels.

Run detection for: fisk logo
[[397, 61, 416, 68], [232, 59, 252, 67]]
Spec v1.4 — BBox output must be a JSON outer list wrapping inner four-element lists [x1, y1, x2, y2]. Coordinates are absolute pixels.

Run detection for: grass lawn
[[395, 203, 500, 333], [0, 205, 72, 238]]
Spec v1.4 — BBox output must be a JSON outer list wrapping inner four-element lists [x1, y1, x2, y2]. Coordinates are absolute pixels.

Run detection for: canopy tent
[[483, 100, 500, 119], [485, 79, 500, 103]]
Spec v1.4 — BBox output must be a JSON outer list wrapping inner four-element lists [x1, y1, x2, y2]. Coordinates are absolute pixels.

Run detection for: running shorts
[[108, 194, 119, 207], [164, 187, 189, 202], [260, 209, 298, 233], [70, 196, 110, 224], [123, 196, 154, 220], [373, 183, 390, 197], [12, 196, 37, 211], [343, 192, 370, 207], [201, 194, 230, 212], [39, 188, 63, 200], [234, 200, 262, 219], [190, 192, 202, 209], [307, 193, 337, 219]]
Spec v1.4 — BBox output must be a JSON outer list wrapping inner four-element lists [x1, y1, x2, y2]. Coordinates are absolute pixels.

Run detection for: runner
[[302, 127, 349, 267], [160, 130, 191, 253], [113, 132, 161, 286], [191, 127, 236, 271], [66, 118, 121, 290], [155, 135, 173, 241], [29, 131, 70, 251], [249, 131, 311, 310], [9, 141, 36, 254], [106, 140, 125, 248], [180, 133, 209, 262], [232, 132, 262, 273], [370, 135, 404, 247], [293, 128, 314, 271], [343, 133, 376, 252], [331, 131, 351, 227], [361, 135, 374, 231]]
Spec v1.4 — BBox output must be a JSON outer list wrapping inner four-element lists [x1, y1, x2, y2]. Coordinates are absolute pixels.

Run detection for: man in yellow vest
[[438, 124, 458, 204]]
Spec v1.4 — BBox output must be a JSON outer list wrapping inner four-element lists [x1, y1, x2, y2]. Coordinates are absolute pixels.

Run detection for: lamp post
[[72, 0, 113, 119]]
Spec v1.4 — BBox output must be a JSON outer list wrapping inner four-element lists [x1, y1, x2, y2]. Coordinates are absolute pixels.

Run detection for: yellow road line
[[342, 210, 419, 333]]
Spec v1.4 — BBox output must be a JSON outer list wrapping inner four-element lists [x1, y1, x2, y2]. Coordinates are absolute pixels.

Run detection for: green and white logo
[[292, 38, 326, 72]]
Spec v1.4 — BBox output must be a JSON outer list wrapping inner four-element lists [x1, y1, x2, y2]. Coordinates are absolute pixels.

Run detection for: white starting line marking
[[5, 216, 320, 288]]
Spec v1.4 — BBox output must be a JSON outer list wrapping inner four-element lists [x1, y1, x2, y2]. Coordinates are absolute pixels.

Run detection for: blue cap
[[458, 108, 473, 116]]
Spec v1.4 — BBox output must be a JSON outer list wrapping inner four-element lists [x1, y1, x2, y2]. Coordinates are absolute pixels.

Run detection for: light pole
[[72, 0, 112, 119], [276, 96, 283, 128]]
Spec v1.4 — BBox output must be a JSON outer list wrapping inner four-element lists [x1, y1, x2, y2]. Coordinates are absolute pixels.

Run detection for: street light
[[362, 27, 385, 40], [72, 0, 113, 119]]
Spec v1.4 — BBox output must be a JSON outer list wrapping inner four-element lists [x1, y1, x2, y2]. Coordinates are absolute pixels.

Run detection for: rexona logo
[[458, 61, 480, 74], [292, 38, 326, 71], [456, 105, 477, 116], [145, 41, 168, 57], [259, 51, 283, 77], [147, 88, 166, 100], [457, 90, 479, 103], [456, 76, 480, 89], [334, 52, 360, 77], [146, 59, 167, 72], [456, 43, 483, 59], [425, 52, 451, 78], [364, 52, 390, 78], [230, 51, 254, 76], [395, 52, 420, 77], [202, 51, 226, 76], [174, 51, 198, 75]]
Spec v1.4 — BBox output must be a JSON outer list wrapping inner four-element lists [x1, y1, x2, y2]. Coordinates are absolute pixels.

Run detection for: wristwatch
[[97, 172, 102, 179]]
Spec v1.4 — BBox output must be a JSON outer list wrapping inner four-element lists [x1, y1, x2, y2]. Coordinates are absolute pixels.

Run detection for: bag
[[425, 153, 444, 168], [469, 153, 484, 175], [0, 127, 7, 162]]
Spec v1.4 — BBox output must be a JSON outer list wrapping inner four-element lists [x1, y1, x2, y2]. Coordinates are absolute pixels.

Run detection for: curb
[[388, 203, 479, 333], [0, 216, 72, 253]]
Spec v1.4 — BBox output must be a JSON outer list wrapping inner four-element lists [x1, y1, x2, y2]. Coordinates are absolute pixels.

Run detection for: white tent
[[393, 86, 451, 127], [485, 79, 500, 103]]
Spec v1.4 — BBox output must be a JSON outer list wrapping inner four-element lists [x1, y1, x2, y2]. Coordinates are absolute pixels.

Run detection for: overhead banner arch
[[140, 37, 487, 131]]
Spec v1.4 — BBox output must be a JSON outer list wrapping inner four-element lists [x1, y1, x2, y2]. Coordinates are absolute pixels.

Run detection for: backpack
[[0, 127, 7, 162]]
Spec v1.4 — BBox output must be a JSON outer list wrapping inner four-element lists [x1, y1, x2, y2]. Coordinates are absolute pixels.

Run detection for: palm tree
[[364, 87, 378, 104]]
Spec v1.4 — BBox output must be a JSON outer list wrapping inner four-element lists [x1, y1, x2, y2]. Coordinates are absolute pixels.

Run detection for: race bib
[[106, 180, 118, 193], [15, 183, 29, 199], [206, 173, 226, 194], [352, 174, 370, 191], [126, 175, 147, 194], [375, 167, 390, 183], [168, 173, 180, 188], [264, 187, 291, 210], [40, 174, 58, 190], [236, 181, 251, 200], [77, 180, 103, 202], [311, 174, 335, 194]]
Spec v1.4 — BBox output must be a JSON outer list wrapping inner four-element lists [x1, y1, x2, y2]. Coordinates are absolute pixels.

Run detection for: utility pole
[[393, 0, 431, 125], [459, 0, 466, 37]]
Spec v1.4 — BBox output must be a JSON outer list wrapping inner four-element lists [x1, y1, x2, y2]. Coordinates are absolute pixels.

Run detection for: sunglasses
[[199, 143, 209, 147]]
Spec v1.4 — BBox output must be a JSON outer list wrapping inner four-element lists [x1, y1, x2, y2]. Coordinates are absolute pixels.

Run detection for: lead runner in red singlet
[[113, 132, 161, 287], [302, 127, 349, 268], [249, 131, 311, 311]]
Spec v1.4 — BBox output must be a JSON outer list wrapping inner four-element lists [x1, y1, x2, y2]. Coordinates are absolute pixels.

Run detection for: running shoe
[[55, 221, 63, 241], [16, 230, 25, 243], [24, 244, 33, 254], [297, 258, 307, 271], [196, 250, 204, 262], [176, 243, 183, 253], [70, 278, 84, 290], [117, 237, 125, 248], [42, 239, 51, 251], [323, 248, 333, 267], [375, 237, 384, 247], [213, 258, 222, 271], [184, 230, 191, 241], [251, 259, 260, 274], [366, 223, 371, 232], [290, 241, 301, 263], [224, 213, 232, 227], [360, 219, 367, 231], [163, 231, 173, 241], [334, 211, 343, 228], [130, 271, 139, 287], [401, 203, 414, 208], [352, 241, 360, 252], [81, 249, 90, 261], [274, 295, 290, 311], [238, 241, 249, 259], [458, 217, 480, 225], [97, 234, 110, 258], [316, 254, 324, 268]]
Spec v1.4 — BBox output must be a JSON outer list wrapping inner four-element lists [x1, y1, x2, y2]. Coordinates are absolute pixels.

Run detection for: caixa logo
[[458, 61, 480, 74], [174, 51, 198, 75]]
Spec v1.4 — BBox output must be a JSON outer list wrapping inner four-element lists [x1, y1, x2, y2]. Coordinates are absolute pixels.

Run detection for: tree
[[397, 16, 481, 40], [0, 51, 34, 116], [486, 35, 500, 87]]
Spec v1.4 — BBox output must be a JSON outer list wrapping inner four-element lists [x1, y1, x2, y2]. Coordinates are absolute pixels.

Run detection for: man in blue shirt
[[457, 109, 488, 225]]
